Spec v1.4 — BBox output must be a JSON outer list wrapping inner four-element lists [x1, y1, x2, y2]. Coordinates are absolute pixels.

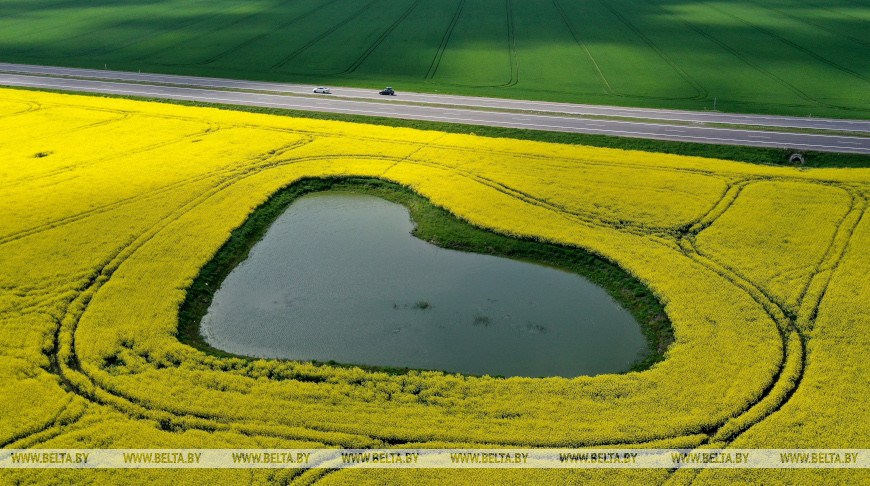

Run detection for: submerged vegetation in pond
[[179, 178, 673, 376]]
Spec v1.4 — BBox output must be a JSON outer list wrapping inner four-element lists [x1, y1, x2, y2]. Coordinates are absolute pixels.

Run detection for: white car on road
[[313, 87, 331, 94]]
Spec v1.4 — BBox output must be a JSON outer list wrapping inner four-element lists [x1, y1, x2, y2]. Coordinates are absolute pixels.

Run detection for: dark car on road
[[379, 87, 395, 96]]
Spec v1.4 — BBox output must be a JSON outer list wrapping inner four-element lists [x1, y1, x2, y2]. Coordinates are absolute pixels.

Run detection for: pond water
[[201, 192, 647, 377]]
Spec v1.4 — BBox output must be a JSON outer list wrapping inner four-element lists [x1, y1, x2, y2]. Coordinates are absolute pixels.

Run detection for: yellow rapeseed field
[[0, 88, 868, 484]]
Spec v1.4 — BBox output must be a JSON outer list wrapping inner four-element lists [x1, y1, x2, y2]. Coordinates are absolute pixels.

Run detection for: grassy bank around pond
[[177, 177, 674, 377]]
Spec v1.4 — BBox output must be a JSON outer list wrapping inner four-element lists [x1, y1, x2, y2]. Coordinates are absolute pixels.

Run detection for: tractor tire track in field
[[425, 0, 466, 80], [0, 125, 224, 243], [0, 116, 323, 245], [23, 168, 795, 460], [501, 0, 519, 88], [0, 131, 312, 247], [421, 0, 517, 89], [29, 157, 694, 451], [666, 190, 869, 481], [702, 198, 868, 457], [38, 157, 418, 447], [0, 99, 39, 119], [370, 130, 744, 185], [746, 0, 870, 50], [306, 129, 860, 208], [0, 118, 215, 192], [40, 154, 374, 450], [685, 217, 792, 328], [0, 110, 131, 153], [550, 0, 617, 96], [670, 242, 804, 485], [597, 0, 708, 101], [0, 392, 84, 449], [684, 179, 753, 236], [0, 115, 220, 189], [809, 0, 869, 23], [639, 0, 823, 108], [9, 133, 856, 459], [317, 118, 865, 185], [403, 156, 679, 235], [1, 103, 321, 192], [0, 279, 92, 319], [195, 0, 346, 66], [10, 2, 246, 60], [400, 151, 740, 235], [703, 1, 870, 85], [341, 0, 425, 75], [3, 102, 220, 186], [0, 7, 126, 57], [134, 1, 289, 64], [379, 135, 446, 176], [792, 190, 865, 326], [797, 195, 868, 330], [83, 3, 255, 60], [3, 410, 88, 451], [269, 0, 384, 72]]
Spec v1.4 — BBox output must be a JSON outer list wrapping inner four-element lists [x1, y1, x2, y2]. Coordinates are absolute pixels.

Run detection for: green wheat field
[[1, 0, 868, 117]]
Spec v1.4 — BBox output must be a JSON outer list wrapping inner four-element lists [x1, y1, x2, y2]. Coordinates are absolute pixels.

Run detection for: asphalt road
[[1, 63, 868, 154]]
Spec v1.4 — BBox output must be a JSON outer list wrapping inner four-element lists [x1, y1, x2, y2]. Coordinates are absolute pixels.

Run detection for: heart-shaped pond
[[199, 190, 648, 377]]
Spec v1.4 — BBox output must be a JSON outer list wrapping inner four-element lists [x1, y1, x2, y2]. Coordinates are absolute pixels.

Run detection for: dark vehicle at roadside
[[379, 87, 395, 96]]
